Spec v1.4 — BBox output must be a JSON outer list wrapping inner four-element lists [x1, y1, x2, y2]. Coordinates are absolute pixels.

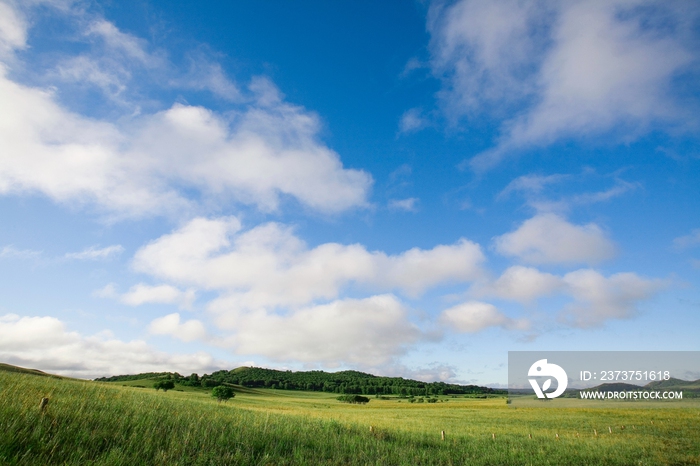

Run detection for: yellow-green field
[[2, 368, 699, 465]]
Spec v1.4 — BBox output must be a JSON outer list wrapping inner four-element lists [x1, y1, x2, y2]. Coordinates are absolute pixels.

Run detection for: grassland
[[1, 367, 700, 465]]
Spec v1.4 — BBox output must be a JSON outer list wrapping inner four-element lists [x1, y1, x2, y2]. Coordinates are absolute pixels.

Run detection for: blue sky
[[0, 0, 699, 385]]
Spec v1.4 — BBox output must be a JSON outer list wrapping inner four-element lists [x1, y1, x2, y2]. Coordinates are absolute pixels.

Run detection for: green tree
[[211, 385, 235, 403], [154, 380, 175, 392]]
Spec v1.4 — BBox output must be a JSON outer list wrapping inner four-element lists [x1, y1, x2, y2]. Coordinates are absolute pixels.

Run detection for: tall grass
[[1, 371, 699, 465]]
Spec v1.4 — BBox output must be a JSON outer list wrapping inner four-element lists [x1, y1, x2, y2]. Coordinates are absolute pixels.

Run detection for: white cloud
[[399, 108, 427, 133], [429, 0, 545, 115], [54, 55, 129, 101], [429, 0, 698, 169], [494, 213, 615, 265], [499, 172, 640, 213], [121, 284, 196, 309], [474, 265, 562, 303], [472, 265, 662, 327], [148, 313, 207, 342], [0, 245, 41, 259], [571, 179, 639, 205], [86, 19, 152, 65], [560, 269, 662, 327], [498, 174, 570, 200], [92, 283, 117, 299], [388, 197, 419, 212], [673, 229, 700, 249], [0, 71, 372, 216], [0, 4, 372, 218], [0, 313, 229, 378], [210, 294, 423, 366], [0, 1, 27, 58], [440, 301, 529, 333], [132, 216, 485, 308], [65, 244, 123, 260]]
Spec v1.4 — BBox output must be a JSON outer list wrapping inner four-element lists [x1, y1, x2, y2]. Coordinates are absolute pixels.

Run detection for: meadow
[[1, 367, 699, 465]]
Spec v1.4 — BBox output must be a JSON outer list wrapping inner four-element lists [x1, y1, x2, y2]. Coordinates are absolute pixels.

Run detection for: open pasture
[[1, 369, 699, 465]]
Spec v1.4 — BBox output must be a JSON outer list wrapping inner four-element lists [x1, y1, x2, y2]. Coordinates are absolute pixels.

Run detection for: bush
[[154, 380, 175, 392], [336, 395, 369, 404], [211, 385, 235, 403]]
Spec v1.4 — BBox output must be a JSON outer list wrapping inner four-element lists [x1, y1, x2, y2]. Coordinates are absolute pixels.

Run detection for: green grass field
[[1, 367, 699, 465]]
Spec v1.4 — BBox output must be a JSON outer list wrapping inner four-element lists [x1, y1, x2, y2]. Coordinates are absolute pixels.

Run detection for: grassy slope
[[1, 367, 700, 465]]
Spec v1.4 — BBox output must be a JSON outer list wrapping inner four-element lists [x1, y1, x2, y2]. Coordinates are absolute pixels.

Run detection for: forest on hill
[[96, 366, 505, 396]]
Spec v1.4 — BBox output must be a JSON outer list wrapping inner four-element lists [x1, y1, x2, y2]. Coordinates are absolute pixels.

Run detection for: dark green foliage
[[154, 380, 175, 392], [110, 366, 503, 396], [211, 386, 235, 402], [336, 395, 369, 404]]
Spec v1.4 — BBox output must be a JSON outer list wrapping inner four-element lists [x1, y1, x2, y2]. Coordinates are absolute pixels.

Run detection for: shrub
[[154, 380, 175, 392], [211, 385, 235, 403], [336, 395, 369, 404]]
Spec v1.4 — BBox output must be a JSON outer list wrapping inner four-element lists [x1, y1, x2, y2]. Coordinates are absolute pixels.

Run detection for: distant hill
[[587, 382, 643, 392], [644, 377, 700, 391], [96, 366, 505, 396], [0, 362, 64, 379]]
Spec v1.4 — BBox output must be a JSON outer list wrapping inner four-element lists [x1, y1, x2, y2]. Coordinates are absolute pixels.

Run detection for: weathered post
[[441, 430, 445, 441], [39, 397, 49, 413]]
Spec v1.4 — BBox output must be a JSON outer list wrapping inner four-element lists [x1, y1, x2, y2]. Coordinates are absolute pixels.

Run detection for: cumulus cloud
[[0, 74, 372, 216], [148, 313, 207, 342], [0, 3, 372, 218], [472, 266, 663, 327], [0, 313, 229, 378], [121, 284, 196, 309], [560, 269, 663, 327], [210, 294, 422, 366], [440, 301, 529, 333], [474, 265, 562, 303], [428, 0, 699, 169], [494, 213, 616, 265], [65, 244, 123, 260], [132, 217, 484, 308]]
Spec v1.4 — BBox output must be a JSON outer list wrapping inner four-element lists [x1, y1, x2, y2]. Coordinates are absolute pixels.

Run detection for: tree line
[[96, 367, 504, 396]]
